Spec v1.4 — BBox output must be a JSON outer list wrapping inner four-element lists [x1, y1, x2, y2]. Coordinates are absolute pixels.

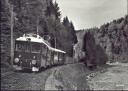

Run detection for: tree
[[45, 0, 53, 17], [53, 1, 61, 19], [62, 16, 70, 27], [45, 0, 61, 20], [70, 21, 78, 44]]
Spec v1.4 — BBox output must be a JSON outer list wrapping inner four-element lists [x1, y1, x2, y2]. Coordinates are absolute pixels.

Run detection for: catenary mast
[[127, 0, 128, 15], [10, 5, 14, 67]]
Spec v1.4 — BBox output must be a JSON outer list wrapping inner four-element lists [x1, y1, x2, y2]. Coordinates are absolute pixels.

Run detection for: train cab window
[[25, 44, 31, 52], [15, 43, 29, 52], [31, 43, 41, 53]]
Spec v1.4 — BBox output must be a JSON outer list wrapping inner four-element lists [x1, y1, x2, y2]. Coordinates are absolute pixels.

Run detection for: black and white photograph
[[1, 0, 128, 90]]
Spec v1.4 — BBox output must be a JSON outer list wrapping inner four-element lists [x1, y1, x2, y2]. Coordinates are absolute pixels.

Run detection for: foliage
[[82, 31, 108, 67], [63, 16, 78, 44], [82, 15, 128, 65]]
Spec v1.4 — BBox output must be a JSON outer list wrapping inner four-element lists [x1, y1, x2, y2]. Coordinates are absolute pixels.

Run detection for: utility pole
[[10, 5, 14, 67], [127, 0, 128, 15]]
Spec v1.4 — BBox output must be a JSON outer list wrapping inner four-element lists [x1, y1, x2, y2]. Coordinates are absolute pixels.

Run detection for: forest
[[78, 15, 128, 66]]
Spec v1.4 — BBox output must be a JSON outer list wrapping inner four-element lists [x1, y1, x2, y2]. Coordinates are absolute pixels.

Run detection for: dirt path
[[88, 62, 128, 90], [45, 68, 65, 90], [45, 63, 90, 90]]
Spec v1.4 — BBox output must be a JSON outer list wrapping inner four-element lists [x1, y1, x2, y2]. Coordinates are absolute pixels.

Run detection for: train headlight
[[32, 60, 36, 65], [14, 58, 19, 63], [33, 56, 36, 59], [19, 54, 21, 58]]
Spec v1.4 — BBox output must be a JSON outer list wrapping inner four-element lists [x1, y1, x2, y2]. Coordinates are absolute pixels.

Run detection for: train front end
[[13, 34, 42, 72]]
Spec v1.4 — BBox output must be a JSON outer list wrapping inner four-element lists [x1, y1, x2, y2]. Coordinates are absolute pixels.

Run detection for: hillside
[[76, 15, 128, 64]]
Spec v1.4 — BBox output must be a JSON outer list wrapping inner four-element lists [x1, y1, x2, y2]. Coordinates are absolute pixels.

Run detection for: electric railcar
[[13, 34, 66, 72]]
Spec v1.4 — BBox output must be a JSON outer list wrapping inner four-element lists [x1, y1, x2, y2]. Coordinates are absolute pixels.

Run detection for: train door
[[50, 51, 54, 65], [40, 44, 47, 68], [63, 53, 66, 64], [58, 52, 60, 64], [46, 49, 52, 66], [58, 53, 63, 64], [53, 52, 58, 65], [59, 53, 65, 65]]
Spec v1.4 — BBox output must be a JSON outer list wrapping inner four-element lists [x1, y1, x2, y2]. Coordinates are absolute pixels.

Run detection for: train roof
[[16, 34, 66, 54]]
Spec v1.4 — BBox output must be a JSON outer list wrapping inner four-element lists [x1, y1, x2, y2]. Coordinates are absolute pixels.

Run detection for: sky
[[55, 0, 127, 30]]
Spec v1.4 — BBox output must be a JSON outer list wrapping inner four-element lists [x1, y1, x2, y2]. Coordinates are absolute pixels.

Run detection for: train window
[[54, 52, 58, 61], [42, 44, 47, 55], [59, 53, 63, 61], [31, 43, 41, 53], [17, 44, 22, 51], [15, 43, 26, 52], [25, 44, 31, 52]]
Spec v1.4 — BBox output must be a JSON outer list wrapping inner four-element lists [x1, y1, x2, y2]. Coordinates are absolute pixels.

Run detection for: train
[[13, 33, 66, 72]]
